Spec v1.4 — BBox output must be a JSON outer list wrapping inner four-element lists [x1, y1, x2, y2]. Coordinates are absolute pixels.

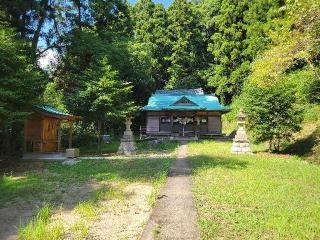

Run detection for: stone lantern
[[118, 117, 136, 155], [231, 109, 252, 154]]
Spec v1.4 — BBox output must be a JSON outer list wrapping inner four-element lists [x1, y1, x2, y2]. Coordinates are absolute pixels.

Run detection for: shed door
[[147, 116, 159, 132], [42, 118, 58, 152], [208, 116, 222, 134]]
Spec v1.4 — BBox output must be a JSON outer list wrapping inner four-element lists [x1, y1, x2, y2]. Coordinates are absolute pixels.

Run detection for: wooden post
[[97, 120, 101, 152], [40, 118, 44, 152], [23, 121, 27, 153], [207, 112, 209, 134], [57, 122, 62, 152], [68, 120, 73, 148], [170, 114, 174, 136], [193, 112, 197, 137]]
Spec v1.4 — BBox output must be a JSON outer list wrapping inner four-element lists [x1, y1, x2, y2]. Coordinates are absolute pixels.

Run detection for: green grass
[[80, 138, 179, 155], [136, 140, 179, 152], [79, 140, 120, 155], [1, 153, 175, 238], [0, 156, 174, 207], [147, 171, 168, 207], [93, 185, 126, 202], [18, 204, 64, 240], [70, 220, 90, 240], [74, 185, 127, 220], [152, 224, 161, 240], [75, 201, 102, 220], [189, 141, 320, 240]]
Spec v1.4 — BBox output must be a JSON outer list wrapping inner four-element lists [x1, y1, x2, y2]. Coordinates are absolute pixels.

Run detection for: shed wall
[[146, 116, 160, 132]]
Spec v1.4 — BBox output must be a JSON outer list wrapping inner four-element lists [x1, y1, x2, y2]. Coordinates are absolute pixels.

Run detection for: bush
[[243, 82, 303, 151]]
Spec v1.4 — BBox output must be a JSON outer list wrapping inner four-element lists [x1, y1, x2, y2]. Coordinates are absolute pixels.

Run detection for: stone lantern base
[[231, 109, 252, 154], [231, 127, 252, 154], [118, 139, 136, 155], [231, 141, 252, 154], [118, 118, 136, 155]]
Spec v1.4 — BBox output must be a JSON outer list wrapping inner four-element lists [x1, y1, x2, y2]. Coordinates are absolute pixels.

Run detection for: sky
[[129, 0, 172, 7]]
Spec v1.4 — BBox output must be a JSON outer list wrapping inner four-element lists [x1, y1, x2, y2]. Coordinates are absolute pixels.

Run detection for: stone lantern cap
[[237, 109, 246, 120]]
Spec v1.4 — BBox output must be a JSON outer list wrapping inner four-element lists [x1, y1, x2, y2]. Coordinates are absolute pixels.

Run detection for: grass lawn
[[79, 140, 120, 155], [136, 140, 180, 153], [189, 141, 320, 240], [79, 138, 179, 155], [0, 149, 175, 239], [0, 156, 173, 207]]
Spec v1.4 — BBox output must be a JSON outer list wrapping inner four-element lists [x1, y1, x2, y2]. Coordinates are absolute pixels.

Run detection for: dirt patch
[[60, 181, 101, 208], [49, 183, 153, 240], [88, 183, 153, 240], [0, 204, 34, 240], [0, 181, 100, 240], [0, 160, 46, 175]]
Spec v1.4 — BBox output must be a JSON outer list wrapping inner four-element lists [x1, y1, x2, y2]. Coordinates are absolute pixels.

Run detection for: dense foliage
[[0, 0, 319, 153], [0, 23, 44, 154], [243, 82, 302, 151]]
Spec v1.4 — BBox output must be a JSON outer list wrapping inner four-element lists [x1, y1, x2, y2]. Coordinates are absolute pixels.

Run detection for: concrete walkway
[[141, 142, 200, 240]]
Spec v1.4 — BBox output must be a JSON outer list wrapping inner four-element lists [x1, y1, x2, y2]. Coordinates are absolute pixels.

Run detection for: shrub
[[243, 82, 303, 151]]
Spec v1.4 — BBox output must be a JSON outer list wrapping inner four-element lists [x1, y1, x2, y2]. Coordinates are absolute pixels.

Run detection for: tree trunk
[[73, 0, 82, 31], [268, 139, 272, 152], [32, 0, 49, 55], [97, 120, 102, 153]]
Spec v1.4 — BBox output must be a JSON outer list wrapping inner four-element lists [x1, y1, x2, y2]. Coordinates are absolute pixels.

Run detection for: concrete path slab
[[141, 142, 200, 240]]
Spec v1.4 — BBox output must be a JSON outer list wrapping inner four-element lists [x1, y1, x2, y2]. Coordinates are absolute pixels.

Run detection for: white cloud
[[38, 49, 57, 70]]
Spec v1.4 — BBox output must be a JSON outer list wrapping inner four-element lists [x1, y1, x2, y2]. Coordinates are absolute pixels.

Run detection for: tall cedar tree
[[166, 0, 204, 89], [150, 4, 171, 88], [132, 0, 170, 89], [207, 0, 250, 104]]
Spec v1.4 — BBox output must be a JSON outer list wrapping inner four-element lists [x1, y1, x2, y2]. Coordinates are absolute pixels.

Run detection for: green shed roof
[[141, 88, 229, 112], [34, 104, 79, 119]]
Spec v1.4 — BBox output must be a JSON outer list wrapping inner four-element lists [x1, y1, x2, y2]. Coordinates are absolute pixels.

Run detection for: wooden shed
[[141, 88, 229, 138], [24, 105, 80, 153]]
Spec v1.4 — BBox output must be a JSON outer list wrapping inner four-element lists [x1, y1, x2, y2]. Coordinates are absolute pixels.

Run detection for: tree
[[54, 28, 107, 115], [132, 0, 170, 90], [149, 4, 171, 88], [166, 0, 204, 89], [249, 0, 320, 88], [0, 25, 44, 154], [90, 0, 132, 36], [205, 0, 249, 103], [79, 58, 136, 150], [243, 82, 302, 151], [203, 0, 282, 104]]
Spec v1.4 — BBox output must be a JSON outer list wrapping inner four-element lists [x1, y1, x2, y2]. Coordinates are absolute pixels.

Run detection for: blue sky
[[130, 0, 172, 7]]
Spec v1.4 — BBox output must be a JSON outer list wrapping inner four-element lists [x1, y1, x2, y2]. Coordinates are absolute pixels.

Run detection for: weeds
[[70, 220, 90, 240], [18, 204, 64, 240]]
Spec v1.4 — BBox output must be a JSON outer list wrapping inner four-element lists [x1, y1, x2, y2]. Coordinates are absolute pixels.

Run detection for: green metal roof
[[34, 104, 74, 118], [142, 89, 229, 112]]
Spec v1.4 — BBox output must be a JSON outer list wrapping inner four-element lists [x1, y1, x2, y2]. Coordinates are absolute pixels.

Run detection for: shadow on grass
[[136, 140, 180, 153], [80, 140, 120, 155], [0, 157, 173, 206], [190, 154, 249, 172], [282, 127, 319, 157]]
